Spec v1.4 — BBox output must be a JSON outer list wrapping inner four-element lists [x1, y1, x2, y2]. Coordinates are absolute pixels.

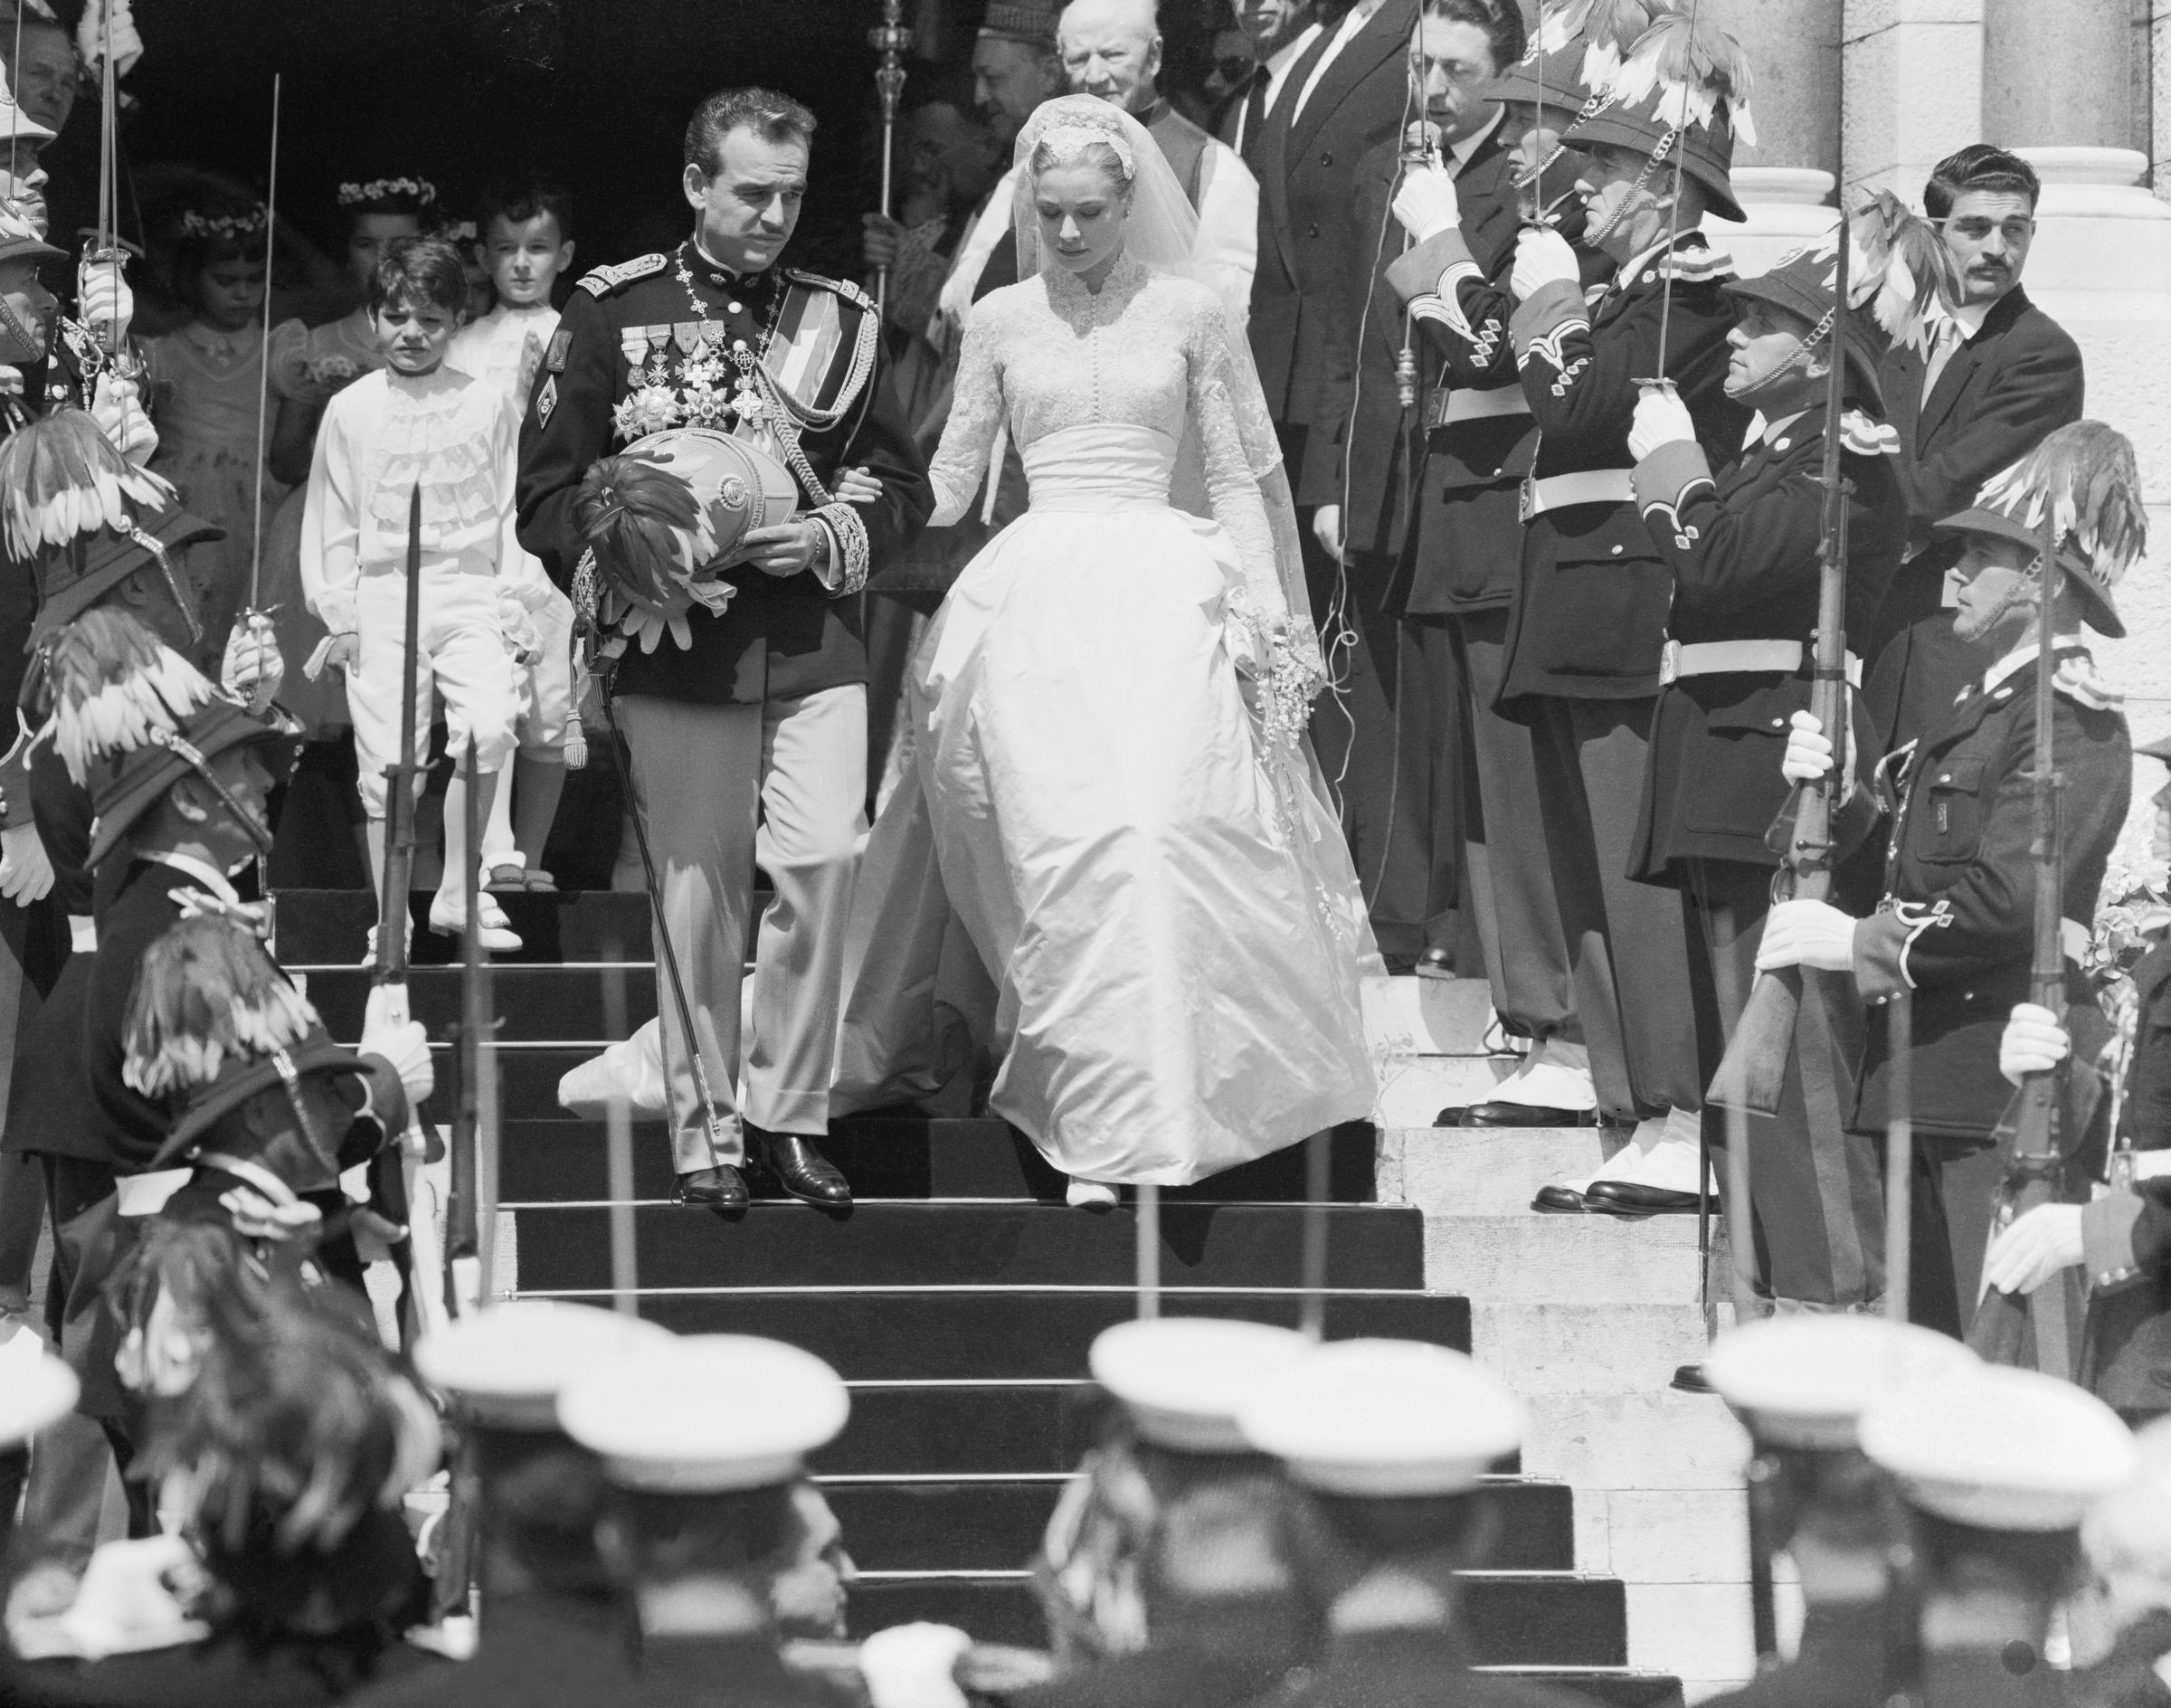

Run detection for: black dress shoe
[[1461, 1101, 1601, 1128], [753, 1131, 853, 1208], [1414, 948, 1456, 982], [1584, 1181, 1702, 1215], [1432, 1105, 1467, 1127], [673, 1164, 748, 1216], [1671, 1363, 1714, 1395], [1531, 1184, 1593, 1213]]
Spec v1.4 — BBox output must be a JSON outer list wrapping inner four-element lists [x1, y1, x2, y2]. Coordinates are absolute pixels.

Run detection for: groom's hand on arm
[[741, 517, 831, 578]]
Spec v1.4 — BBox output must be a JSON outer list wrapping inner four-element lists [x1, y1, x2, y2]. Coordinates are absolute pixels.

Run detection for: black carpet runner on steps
[[281, 887, 1683, 1706]]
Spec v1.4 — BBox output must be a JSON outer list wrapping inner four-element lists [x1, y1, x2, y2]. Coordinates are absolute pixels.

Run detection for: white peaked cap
[[0, 1336, 78, 1448], [1861, 1364, 2138, 1532], [1090, 1317, 1313, 1454], [1703, 1314, 1980, 1451], [558, 1334, 850, 1493], [1237, 1339, 1525, 1496], [414, 1299, 678, 1431]]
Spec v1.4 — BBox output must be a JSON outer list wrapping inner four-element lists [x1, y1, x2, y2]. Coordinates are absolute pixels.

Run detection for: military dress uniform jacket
[[515, 242, 933, 707], [1247, 0, 1421, 431], [1272, 1627, 1597, 1708], [1694, 1601, 1895, 1708], [1626, 406, 1906, 884], [1849, 647, 2131, 1145], [84, 859, 204, 1174], [1499, 232, 1750, 711], [1873, 286, 2083, 649], [338, 1591, 635, 1708], [1379, 133, 1544, 620]]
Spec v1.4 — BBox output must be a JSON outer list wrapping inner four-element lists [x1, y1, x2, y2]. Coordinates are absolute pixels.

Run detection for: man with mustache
[[1868, 146, 2083, 757]]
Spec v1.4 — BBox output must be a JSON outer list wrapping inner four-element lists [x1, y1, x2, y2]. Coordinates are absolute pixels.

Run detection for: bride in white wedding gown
[[834, 96, 1379, 1201]]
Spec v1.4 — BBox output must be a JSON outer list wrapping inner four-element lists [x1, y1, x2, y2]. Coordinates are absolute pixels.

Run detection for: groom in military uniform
[[517, 86, 932, 1214]]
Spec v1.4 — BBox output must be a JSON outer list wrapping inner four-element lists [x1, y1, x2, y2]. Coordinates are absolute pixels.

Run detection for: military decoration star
[[613, 383, 682, 441]]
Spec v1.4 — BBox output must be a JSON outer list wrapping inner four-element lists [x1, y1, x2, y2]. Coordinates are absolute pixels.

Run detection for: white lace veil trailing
[[1008, 96, 1323, 683]]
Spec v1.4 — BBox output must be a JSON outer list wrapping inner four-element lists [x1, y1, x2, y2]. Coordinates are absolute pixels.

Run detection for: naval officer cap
[[558, 1333, 850, 1493], [414, 1300, 677, 1431], [1861, 1365, 2138, 1533], [1237, 1339, 1524, 1496], [0, 1340, 78, 1450], [1090, 1318, 1312, 1454], [1704, 1314, 1980, 1452]]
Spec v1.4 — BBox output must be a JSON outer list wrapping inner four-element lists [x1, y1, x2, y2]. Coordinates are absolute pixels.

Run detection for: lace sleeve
[[1184, 297, 1285, 626], [924, 295, 1009, 526]]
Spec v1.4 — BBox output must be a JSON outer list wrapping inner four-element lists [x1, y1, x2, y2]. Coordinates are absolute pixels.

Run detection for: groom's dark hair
[[685, 87, 819, 177]]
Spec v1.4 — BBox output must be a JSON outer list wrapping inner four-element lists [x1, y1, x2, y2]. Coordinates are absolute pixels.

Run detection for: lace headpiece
[[1033, 119, 1136, 183]]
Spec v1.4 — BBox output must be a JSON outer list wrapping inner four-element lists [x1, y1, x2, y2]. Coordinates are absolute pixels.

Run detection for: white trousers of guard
[[613, 687, 867, 1173], [348, 573, 518, 816]]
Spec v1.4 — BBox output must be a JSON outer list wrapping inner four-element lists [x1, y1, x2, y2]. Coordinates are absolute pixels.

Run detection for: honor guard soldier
[[1701, 1314, 1979, 1706], [1759, 422, 2143, 1332], [1384, 20, 1615, 1129], [1024, 1318, 1319, 1706], [517, 86, 932, 1218], [556, 1333, 862, 1708], [344, 1301, 679, 1708], [1862, 1365, 2137, 1708], [1605, 215, 1928, 1311], [1238, 1338, 1590, 1708], [1494, 13, 1754, 1181], [1983, 735, 2171, 1425]]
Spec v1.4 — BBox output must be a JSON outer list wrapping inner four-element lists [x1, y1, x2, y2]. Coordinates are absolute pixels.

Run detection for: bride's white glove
[[1391, 161, 1462, 245]]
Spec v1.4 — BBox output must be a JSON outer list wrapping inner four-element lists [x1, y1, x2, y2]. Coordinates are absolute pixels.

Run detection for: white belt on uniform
[[114, 1169, 191, 1218], [1426, 384, 1532, 430], [1658, 640, 1863, 688], [1520, 469, 1635, 519]]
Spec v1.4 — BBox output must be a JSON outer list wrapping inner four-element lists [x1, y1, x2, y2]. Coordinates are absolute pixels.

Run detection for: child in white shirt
[[301, 236, 525, 953], [447, 178, 577, 892]]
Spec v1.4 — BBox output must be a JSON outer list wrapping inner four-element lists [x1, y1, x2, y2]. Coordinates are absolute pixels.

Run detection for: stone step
[[511, 1201, 1426, 1292], [1363, 974, 1503, 1057], [1471, 1304, 1713, 1398], [1382, 1124, 1636, 1216], [814, 1474, 1577, 1573], [1422, 1212, 1709, 1306], [1520, 1390, 1749, 1494], [275, 887, 659, 966], [848, 1571, 1633, 1668], [304, 964, 658, 1042], [511, 1286, 1472, 1381], [498, 1116, 1379, 1205], [1372, 1055, 1522, 1129]]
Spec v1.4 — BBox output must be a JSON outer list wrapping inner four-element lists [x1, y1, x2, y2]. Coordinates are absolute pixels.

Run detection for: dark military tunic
[[515, 242, 932, 707], [1500, 231, 1751, 711], [1273, 1627, 1597, 1708], [339, 1592, 636, 1708], [1849, 644, 2131, 1144], [1696, 1600, 1895, 1707]]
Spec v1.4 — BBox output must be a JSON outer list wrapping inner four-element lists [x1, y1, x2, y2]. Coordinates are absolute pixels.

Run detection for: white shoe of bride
[[1065, 1178, 1118, 1210]]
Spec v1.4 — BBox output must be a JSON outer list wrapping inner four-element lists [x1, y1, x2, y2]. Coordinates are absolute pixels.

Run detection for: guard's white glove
[[1999, 1001, 2071, 1086], [77, 260, 135, 350], [1980, 1202, 2085, 1300], [88, 372, 156, 467], [220, 613, 284, 712], [1627, 383, 1697, 462], [78, 0, 146, 77], [0, 823, 52, 906], [361, 986, 434, 1106], [1510, 226, 1581, 301], [1311, 504, 1344, 564], [1391, 160, 1463, 245], [305, 632, 359, 681], [1755, 897, 1858, 973], [1782, 709, 1834, 784]]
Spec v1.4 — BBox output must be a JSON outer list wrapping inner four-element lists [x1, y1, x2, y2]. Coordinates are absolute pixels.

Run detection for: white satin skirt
[[835, 424, 1378, 1185]]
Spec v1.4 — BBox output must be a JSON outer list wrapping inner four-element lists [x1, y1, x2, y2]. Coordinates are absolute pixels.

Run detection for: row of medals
[[619, 321, 767, 433]]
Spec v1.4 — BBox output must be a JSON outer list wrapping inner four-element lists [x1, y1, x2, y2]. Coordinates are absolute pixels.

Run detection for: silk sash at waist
[[1022, 423, 1180, 514]]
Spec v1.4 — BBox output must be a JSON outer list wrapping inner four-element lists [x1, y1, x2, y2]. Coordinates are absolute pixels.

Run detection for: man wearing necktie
[[1217, 0, 1319, 169], [1865, 146, 2083, 761]]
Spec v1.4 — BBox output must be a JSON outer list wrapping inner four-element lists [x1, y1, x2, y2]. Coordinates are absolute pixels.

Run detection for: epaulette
[[574, 254, 667, 299], [1654, 245, 1735, 286], [1840, 410, 1901, 459], [2052, 652, 2123, 713], [782, 267, 875, 314]]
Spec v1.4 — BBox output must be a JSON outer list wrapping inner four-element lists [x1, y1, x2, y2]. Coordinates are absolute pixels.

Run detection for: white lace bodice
[[926, 254, 1287, 624]]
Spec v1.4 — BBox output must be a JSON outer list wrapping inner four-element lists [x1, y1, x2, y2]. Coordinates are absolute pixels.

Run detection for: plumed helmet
[[574, 428, 798, 655]]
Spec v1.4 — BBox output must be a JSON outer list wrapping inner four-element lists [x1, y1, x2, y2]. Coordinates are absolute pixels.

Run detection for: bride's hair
[[1029, 122, 1137, 202]]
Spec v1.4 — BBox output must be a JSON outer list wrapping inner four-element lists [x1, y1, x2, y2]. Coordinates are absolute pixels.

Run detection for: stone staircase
[[1371, 978, 1773, 1700], [282, 888, 1692, 1705]]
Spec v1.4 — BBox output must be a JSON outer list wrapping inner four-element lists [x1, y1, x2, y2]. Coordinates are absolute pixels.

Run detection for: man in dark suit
[[1308, 0, 1522, 967], [1216, 0, 1320, 166], [1759, 424, 2138, 1332], [1381, 36, 1606, 1120], [518, 88, 932, 1217], [1493, 22, 1752, 1181], [1869, 146, 2084, 753]]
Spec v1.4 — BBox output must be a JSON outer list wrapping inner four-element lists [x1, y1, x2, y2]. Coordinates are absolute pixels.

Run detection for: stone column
[[1842, 0, 1986, 198], [1985, 0, 2134, 152], [1705, 0, 1844, 271]]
